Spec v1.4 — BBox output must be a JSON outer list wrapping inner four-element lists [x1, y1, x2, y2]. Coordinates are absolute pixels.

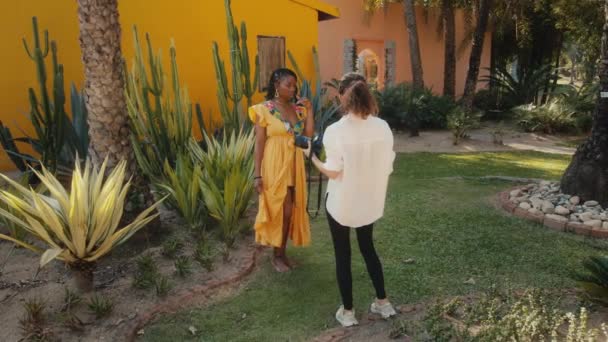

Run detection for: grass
[[141, 151, 605, 342]]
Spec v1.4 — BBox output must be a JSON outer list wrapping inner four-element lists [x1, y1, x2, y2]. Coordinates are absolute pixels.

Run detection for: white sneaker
[[335, 305, 359, 327], [370, 300, 397, 319]]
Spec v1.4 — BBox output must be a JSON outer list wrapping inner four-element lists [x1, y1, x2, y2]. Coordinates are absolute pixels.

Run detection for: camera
[[294, 134, 323, 158]]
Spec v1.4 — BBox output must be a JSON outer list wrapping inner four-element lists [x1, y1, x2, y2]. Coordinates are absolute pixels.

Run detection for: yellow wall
[[0, 0, 322, 170]]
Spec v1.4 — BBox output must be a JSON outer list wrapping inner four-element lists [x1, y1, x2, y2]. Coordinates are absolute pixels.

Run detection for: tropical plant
[[481, 64, 555, 107], [212, 0, 259, 133], [0, 18, 89, 177], [190, 130, 255, 247], [514, 100, 577, 134], [0, 158, 164, 291], [155, 152, 207, 231], [573, 256, 608, 306], [447, 107, 481, 145], [126, 28, 193, 182]]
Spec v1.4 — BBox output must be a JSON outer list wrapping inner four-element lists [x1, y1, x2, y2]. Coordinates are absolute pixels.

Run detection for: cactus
[[212, 0, 259, 133], [23, 17, 67, 173], [0, 17, 88, 176], [125, 27, 195, 182]]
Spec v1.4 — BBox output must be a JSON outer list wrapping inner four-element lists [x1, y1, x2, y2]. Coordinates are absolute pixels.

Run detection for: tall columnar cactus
[[22, 17, 67, 173], [212, 0, 259, 133], [0, 17, 88, 177], [125, 27, 193, 181]]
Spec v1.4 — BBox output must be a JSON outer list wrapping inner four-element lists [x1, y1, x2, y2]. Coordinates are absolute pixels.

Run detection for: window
[[257, 36, 286, 92]]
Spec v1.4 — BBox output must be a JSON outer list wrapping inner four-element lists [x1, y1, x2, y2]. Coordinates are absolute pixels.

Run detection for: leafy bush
[[514, 100, 578, 134], [375, 83, 456, 132], [419, 288, 608, 341]]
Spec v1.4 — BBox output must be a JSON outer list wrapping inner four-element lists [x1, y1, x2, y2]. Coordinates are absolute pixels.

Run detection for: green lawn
[[141, 151, 606, 342]]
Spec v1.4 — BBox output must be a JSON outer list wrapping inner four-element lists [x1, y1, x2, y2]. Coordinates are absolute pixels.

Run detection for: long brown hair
[[338, 73, 378, 118]]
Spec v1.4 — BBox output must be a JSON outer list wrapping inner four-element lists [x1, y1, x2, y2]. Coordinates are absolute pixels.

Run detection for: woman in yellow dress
[[249, 68, 314, 272]]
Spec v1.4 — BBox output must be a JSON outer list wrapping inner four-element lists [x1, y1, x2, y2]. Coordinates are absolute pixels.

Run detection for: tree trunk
[[78, 0, 159, 224], [561, 0, 608, 206], [442, 0, 456, 100], [402, 0, 422, 137], [462, 0, 493, 111], [403, 0, 424, 90]]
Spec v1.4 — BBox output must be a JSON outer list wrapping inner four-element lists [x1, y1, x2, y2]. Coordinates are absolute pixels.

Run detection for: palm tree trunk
[[78, 0, 158, 223], [78, 0, 131, 169], [462, 0, 493, 111], [561, 0, 608, 206], [442, 0, 456, 100], [403, 0, 424, 90]]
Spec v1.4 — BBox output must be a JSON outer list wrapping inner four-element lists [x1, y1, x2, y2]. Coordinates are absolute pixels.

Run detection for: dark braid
[[265, 68, 298, 100]]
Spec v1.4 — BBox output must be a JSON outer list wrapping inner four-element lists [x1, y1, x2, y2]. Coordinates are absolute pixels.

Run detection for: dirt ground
[[393, 122, 581, 155], [0, 207, 260, 342]]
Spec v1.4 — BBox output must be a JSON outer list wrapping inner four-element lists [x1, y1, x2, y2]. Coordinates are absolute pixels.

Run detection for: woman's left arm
[[310, 155, 342, 180]]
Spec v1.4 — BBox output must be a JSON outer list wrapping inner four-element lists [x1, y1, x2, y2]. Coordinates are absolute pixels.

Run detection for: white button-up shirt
[[323, 114, 395, 228]]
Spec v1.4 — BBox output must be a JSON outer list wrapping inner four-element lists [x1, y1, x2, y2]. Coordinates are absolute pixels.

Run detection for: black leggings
[[326, 209, 387, 310]]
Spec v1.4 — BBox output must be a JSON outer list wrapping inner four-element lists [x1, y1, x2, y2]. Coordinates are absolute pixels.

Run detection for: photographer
[[304, 73, 397, 327], [249, 68, 314, 273]]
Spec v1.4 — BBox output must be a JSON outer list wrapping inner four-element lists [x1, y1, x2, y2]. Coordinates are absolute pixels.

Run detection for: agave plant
[[190, 130, 254, 247], [0, 158, 164, 291], [155, 151, 206, 230]]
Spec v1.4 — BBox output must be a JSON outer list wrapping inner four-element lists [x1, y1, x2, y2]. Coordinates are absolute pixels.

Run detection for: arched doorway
[[356, 49, 380, 89]]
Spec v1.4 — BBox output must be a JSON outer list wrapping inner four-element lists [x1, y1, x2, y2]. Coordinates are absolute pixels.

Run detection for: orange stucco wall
[[319, 1, 492, 96], [0, 0, 327, 171]]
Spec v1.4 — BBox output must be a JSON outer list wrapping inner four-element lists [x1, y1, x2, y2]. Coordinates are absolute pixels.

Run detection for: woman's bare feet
[[280, 255, 297, 269], [272, 250, 290, 273]]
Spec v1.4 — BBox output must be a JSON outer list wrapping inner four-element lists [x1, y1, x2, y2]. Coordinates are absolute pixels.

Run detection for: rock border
[[498, 187, 608, 239], [122, 244, 263, 341]]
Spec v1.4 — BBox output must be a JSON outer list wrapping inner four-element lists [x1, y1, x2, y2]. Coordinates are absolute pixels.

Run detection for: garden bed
[[0, 207, 259, 341]]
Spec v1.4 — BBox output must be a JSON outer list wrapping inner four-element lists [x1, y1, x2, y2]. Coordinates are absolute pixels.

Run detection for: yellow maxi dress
[[248, 100, 311, 247]]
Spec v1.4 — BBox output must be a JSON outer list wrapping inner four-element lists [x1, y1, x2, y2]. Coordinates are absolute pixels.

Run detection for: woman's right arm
[[253, 117, 266, 194]]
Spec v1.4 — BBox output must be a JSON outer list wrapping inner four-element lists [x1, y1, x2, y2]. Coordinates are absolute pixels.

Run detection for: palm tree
[[461, 0, 493, 110], [77, 0, 131, 170], [560, 0, 608, 206], [403, 0, 425, 89], [77, 0, 155, 218]]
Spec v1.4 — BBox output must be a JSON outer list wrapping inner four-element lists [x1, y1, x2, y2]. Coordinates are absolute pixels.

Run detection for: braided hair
[[265, 68, 298, 100]]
